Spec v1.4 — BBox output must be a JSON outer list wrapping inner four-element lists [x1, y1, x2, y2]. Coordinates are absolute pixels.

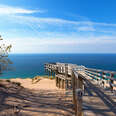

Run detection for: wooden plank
[[72, 70, 83, 116], [76, 75, 83, 116], [110, 73, 114, 92]]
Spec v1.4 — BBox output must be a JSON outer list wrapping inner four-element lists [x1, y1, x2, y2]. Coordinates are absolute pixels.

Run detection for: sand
[[0, 77, 74, 116], [10, 77, 58, 91]]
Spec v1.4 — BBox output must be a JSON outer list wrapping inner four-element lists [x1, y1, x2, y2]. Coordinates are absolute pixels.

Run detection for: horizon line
[[9, 53, 116, 54]]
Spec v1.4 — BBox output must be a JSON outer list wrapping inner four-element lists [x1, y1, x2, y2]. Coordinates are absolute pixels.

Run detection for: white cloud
[[2, 34, 116, 53], [10, 15, 116, 35], [77, 26, 95, 31], [0, 4, 116, 36], [12, 15, 78, 25], [3, 37, 78, 53], [0, 5, 116, 35], [0, 5, 116, 53], [0, 5, 43, 15]]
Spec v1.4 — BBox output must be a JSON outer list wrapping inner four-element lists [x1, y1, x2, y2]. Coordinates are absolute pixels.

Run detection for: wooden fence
[[44, 62, 116, 116]]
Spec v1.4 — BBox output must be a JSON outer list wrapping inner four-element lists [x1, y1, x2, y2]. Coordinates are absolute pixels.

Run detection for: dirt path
[[0, 78, 74, 116]]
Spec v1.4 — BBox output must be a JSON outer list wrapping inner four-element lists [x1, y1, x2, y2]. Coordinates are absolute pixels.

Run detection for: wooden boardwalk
[[83, 73, 116, 116], [45, 62, 116, 116]]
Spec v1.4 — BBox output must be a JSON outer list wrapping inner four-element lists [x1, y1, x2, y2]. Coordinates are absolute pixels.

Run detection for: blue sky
[[0, 0, 116, 53]]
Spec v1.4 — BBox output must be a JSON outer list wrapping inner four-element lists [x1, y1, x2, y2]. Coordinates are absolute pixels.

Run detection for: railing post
[[72, 70, 83, 116], [56, 76, 58, 87], [53, 71, 55, 78], [65, 64, 68, 89], [48, 70, 50, 77], [102, 72, 105, 88], [76, 75, 83, 116], [72, 70, 76, 105], [55, 66, 59, 87], [61, 79, 64, 89], [110, 73, 114, 92], [59, 78, 61, 88], [51, 69, 53, 79]]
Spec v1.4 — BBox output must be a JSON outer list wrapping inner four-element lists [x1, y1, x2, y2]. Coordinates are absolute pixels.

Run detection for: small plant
[[0, 80, 3, 82], [12, 82, 21, 86], [6, 80, 11, 82], [15, 82, 21, 86]]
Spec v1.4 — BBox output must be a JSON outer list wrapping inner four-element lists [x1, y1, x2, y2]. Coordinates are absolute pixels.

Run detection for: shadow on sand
[[0, 80, 74, 116], [83, 78, 116, 116]]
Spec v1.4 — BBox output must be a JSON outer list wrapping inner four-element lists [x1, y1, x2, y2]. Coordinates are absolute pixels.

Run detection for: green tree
[[0, 35, 12, 73]]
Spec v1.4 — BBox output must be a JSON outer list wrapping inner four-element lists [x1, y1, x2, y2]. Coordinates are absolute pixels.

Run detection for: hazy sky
[[0, 0, 116, 53]]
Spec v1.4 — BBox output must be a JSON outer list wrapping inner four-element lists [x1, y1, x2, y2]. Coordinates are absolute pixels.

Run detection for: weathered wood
[[44, 62, 116, 116], [48, 70, 50, 77], [62, 79, 64, 89], [63, 79, 65, 89], [58, 77, 60, 88], [102, 72, 105, 88], [56, 76, 58, 87], [72, 70, 76, 105], [65, 64, 69, 89], [110, 73, 114, 92], [72, 70, 83, 116], [76, 75, 83, 116], [59, 78, 62, 88], [45, 62, 116, 90], [65, 64, 68, 76], [65, 80, 68, 89], [53, 71, 55, 78], [51, 70, 53, 79]]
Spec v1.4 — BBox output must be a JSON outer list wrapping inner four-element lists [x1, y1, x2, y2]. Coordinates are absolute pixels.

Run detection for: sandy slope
[[0, 78, 74, 116], [11, 78, 58, 91]]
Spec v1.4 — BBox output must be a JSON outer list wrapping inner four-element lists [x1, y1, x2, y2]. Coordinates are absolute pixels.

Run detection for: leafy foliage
[[0, 35, 12, 73]]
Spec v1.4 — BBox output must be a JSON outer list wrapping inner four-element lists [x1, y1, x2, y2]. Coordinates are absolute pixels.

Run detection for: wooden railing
[[84, 67, 116, 92], [44, 62, 116, 116], [72, 69, 84, 116]]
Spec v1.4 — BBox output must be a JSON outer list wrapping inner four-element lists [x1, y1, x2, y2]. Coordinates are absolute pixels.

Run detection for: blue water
[[1, 54, 116, 79]]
